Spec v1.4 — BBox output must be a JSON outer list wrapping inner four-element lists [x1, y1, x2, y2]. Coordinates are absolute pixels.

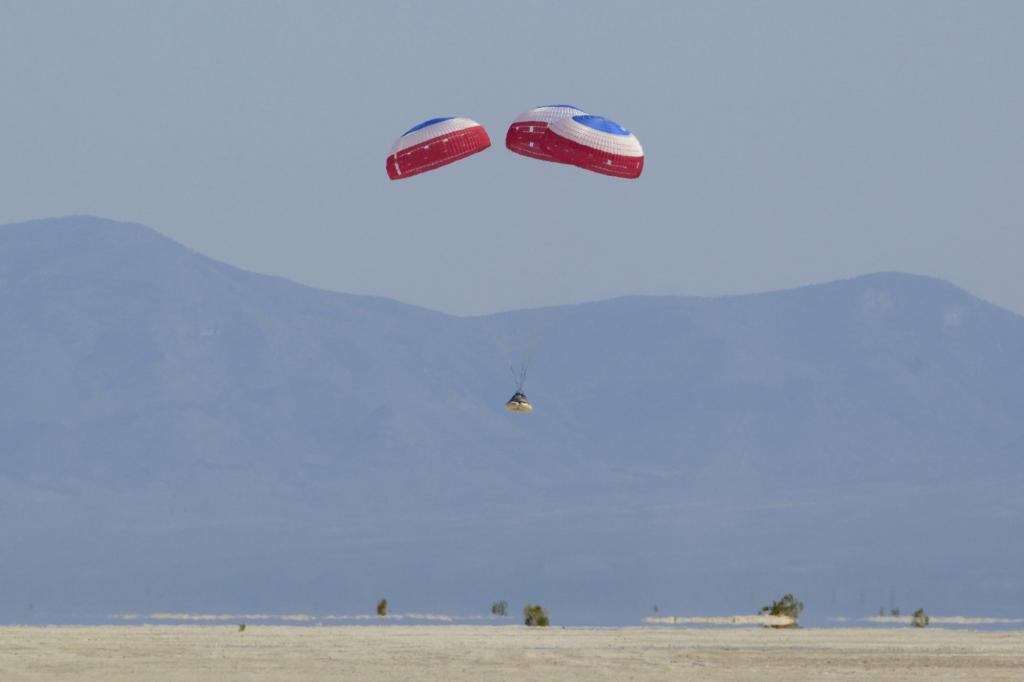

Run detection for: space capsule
[[505, 391, 533, 413]]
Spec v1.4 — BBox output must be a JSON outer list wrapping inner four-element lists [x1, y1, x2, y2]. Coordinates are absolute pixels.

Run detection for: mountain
[[1, 215, 1022, 624]]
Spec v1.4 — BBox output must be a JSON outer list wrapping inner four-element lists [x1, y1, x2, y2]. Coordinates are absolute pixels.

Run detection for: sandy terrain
[[1, 625, 1023, 681]]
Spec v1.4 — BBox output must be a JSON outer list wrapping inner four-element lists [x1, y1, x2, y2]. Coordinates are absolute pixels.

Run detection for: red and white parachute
[[542, 114, 644, 179], [386, 117, 491, 180], [505, 106, 644, 178], [384, 108, 645, 414]]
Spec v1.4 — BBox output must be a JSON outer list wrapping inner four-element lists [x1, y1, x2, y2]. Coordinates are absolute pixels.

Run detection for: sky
[[1, 1, 1022, 315]]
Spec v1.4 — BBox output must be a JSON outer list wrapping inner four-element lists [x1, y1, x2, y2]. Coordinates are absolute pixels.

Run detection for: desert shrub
[[238, 623, 246, 632], [523, 604, 549, 627], [377, 598, 388, 617], [761, 593, 804, 628], [890, 608, 900, 617], [491, 600, 508, 617], [912, 608, 929, 627]]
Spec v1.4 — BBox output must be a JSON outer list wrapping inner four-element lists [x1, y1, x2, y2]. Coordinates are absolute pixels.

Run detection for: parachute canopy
[[386, 117, 491, 180], [505, 105, 586, 163], [505, 391, 533, 413], [543, 114, 644, 179]]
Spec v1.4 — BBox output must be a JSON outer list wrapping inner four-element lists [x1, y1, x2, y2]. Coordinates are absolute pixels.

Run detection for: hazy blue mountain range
[[1, 216, 1022, 625]]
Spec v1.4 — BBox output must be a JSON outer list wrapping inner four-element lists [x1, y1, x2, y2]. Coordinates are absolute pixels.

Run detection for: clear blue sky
[[2, 1, 1022, 314]]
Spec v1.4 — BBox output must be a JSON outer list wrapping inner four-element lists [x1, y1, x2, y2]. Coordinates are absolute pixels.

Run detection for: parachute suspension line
[[513, 324, 535, 394], [510, 363, 527, 392]]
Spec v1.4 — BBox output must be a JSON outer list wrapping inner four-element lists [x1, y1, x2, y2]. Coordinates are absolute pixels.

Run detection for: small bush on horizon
[[492, 600, 508, 617], [760, 593, 804, 628], [377, 598, 388, 617], [238, 623, 246, 633], [912, 608, 929, 627], [890, 608, 900, 617], [523, 604, 549, 627]]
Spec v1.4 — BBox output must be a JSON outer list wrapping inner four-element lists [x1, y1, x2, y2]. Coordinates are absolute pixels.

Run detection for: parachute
[[542, 114, 644, 179], [505, 105, 586, 163], [384, 107, 643, 414], [386, 117, 491, 180]]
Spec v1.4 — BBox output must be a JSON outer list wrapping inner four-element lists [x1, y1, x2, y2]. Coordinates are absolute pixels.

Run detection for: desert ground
[[2, 625, 1023, 681]]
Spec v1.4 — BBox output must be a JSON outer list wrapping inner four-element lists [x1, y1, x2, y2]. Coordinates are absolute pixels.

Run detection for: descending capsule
[[542, 114, 644, 179], [386, 117, 491, 180], [505, 105, 586, 163], [505, 391, 533, 413]]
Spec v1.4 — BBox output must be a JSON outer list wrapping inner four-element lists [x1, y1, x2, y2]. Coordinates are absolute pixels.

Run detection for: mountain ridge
[[1, 215, 1021, 624], [6, 214, 1005, 319]]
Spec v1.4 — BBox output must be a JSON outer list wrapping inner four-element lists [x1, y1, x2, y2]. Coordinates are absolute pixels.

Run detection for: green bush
[[760, 593, 804, 628], [377, 598, 388, 617], [912, 608, 929, 627], [523, 604, 549, 627], [491, 600, 508, 617]]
